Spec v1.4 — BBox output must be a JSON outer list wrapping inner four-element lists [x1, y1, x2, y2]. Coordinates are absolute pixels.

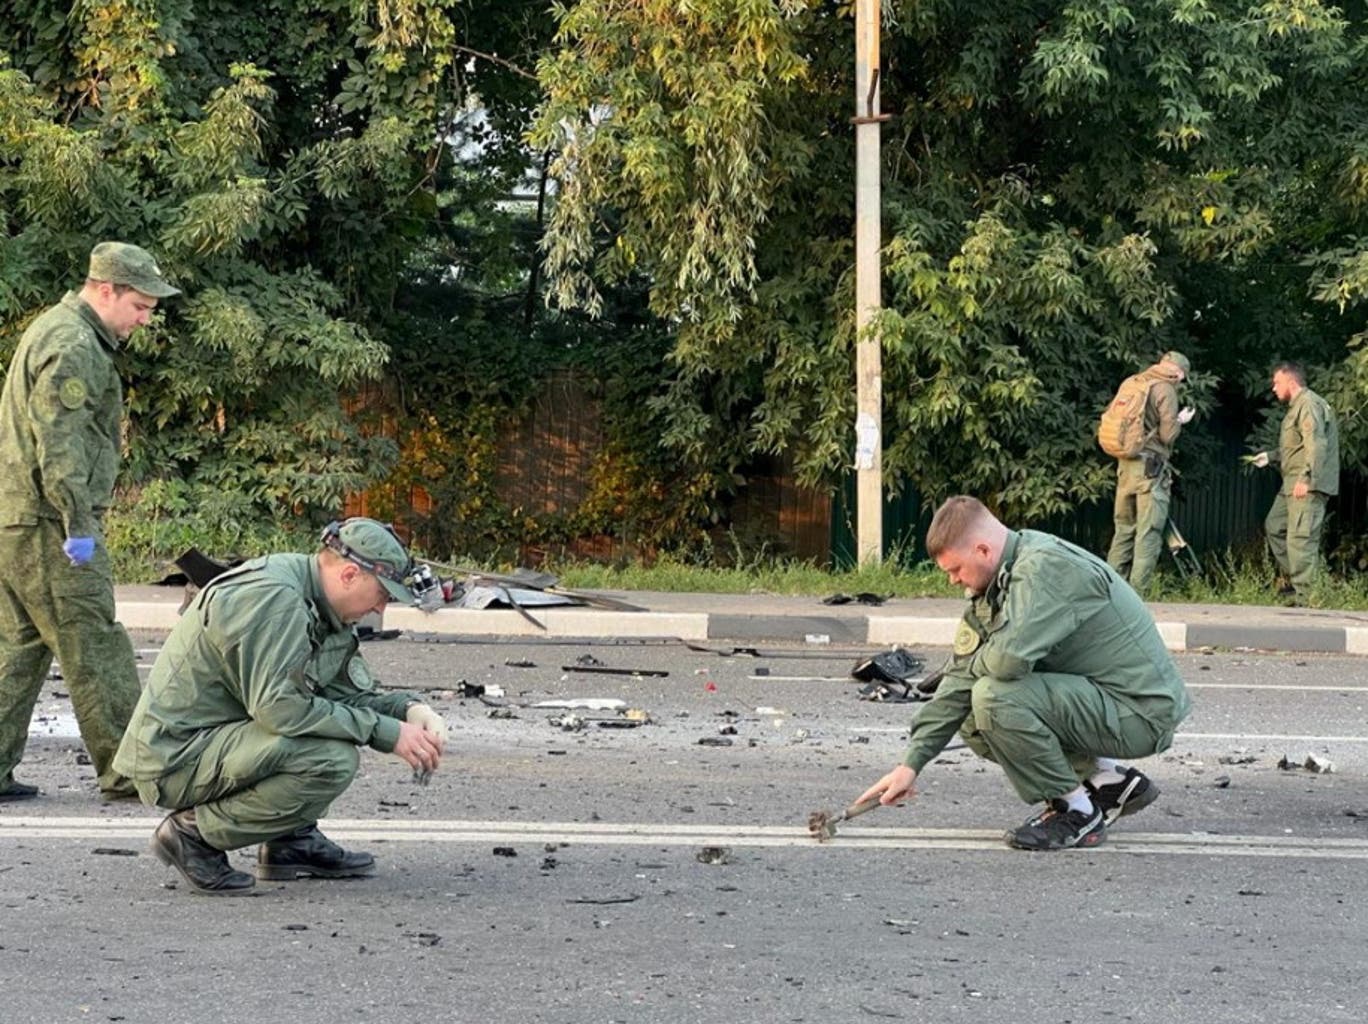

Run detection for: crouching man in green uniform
[[114, 518, 449, 895], [858, 496, 1191, 851]]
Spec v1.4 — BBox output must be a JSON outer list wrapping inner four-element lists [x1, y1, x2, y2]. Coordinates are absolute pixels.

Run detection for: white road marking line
[[2, 816, 1365, 859], [848, 725, 1368, 743]]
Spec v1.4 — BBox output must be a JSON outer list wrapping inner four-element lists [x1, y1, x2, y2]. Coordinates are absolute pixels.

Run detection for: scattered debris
[[575, 654, 605, 667], [456, 681, 485, 698], [357, 626, 401, 642], [808, 796, 882, 842], [91, 847, 138, 857], [561, 664, 669, 678], [1213, 775, 1231, 788], [821, 592, 890, 606], [492, 847, 518, 857], [704, 682, 717, 693], [1278, 753, 1335, 773], [550, 714, 586, 732], [1219, 754, 1258, 765], [753, 666, 770, 677], [696, 846, 730, 865], [540, 857, 558, 870], [282, 924, 309, 931], [568, 894, 641, 904], [805, 634, 831, 645], [597, 719, 643, 729], [533, 698, 627, 711], [718, 724, 738, 736], [622, 708, 652, 723], [755, 706, 788, 716], [487, 707, 517, 719], [504, 658, 536, 668], [406, 932, 441, 946], [792, 729, 810, 743], [698, 737, 734, 747]]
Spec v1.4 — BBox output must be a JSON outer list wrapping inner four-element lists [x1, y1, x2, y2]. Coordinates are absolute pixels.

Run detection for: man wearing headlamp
[[114, 517, 447, 895]]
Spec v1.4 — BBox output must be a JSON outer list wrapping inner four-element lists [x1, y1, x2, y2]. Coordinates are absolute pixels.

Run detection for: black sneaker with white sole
[[1008, 799, 1106, 851], [1086, 767, 1159, 824]]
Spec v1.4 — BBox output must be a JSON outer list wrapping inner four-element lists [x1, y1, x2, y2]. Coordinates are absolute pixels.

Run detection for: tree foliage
[[534, 0, 1368, 523]]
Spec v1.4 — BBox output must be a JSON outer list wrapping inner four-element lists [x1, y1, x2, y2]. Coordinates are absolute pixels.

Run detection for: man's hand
[[1177, 406, 1195, 425], [1292, 479, 1310, 499], [856, 764, 918, 807], [394, 720, 443, 779], [406, 702, 448, 747], [63, 536, 95, 566]]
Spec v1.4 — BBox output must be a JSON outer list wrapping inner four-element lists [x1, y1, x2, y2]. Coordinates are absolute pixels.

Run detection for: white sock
[[1061, 785, 1094, 815], [1089, 759, 1127, 788]]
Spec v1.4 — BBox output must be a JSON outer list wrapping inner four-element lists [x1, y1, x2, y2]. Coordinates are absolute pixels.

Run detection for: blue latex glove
[[63, 536, 96, 566]]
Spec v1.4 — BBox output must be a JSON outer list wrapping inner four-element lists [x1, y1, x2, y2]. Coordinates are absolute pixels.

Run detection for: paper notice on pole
[[855, 412, 879, 469]]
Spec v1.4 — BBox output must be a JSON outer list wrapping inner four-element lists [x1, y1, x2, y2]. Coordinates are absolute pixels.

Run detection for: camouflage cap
[[87, 242, 181, 298], [1162, 350, 1191, 376], [322, 518, 415, 604]]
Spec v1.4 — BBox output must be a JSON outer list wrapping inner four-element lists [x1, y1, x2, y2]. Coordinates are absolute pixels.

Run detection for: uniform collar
[[308, 556, 347, 633], [984, 530, 1021, 605], [60, 291, 120, 352]]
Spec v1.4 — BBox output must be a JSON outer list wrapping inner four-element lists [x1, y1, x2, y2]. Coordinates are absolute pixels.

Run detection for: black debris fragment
[[493, 847, 518, 857], [696, 846, 730, 865], [91, 847, 139, 857], [698, 737, 734, 747], [505, 659, 536, 668]]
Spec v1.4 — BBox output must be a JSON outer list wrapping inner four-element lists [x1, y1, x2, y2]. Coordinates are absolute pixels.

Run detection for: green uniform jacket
[[1270, 388, 1339, 496], [0, 293, 123, 536], [114, 554, 415, 783], [903, 530, 1190, 772]]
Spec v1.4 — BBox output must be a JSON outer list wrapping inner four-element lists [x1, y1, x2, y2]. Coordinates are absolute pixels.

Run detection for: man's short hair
[[926, 495, 990, 558], [84, 278, 133, 296], [1273, 361, 1306, 385]]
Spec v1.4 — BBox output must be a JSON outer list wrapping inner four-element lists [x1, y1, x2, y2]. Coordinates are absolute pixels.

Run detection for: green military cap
[[1162, 350, 1191, 376], [87, 242, 181, 298], [322, 518, 415, 604]]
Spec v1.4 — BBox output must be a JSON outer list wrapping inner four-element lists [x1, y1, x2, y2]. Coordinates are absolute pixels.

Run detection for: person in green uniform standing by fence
[[858, 496, 1191, 851], [0, 242, 180, 802], [114, 518, 449, 896], [1247, 361, 1340, 600]]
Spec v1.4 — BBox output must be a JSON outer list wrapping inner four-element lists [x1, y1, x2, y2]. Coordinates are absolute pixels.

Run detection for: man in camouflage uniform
[[1106, 351, 1195, 593], [0, 243, 180, 802], [1249, 361, 1340, 599], [859, 496, 1191, 851], [114, 518, 449, 895]]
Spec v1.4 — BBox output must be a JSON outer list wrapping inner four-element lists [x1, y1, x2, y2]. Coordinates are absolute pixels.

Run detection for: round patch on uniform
[[347, 656, 375, 692], [59, 377, 89, 410], [952, 620, 982, 657]]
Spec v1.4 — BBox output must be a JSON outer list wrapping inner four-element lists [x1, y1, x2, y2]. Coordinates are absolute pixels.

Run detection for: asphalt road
[[3, 632, 1366, 1024]]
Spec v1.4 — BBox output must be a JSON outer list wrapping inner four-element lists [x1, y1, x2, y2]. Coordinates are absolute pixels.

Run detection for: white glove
[[406, 702, 448, 746], [1250, 451, 1269, 469], [1177, 406, 1195, 425]]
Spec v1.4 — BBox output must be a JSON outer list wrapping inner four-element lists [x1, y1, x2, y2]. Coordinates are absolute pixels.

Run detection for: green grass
[[551, 554, 958, 598]]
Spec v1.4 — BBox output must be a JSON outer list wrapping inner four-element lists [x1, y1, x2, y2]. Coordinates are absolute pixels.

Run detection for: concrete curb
[[114, 598, 1363, 655]]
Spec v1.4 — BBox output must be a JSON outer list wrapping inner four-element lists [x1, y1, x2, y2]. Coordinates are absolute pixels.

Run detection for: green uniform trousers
[[1106, 459, 1169, 592], [1265, 491, 1329, 593], [134, 721, 359, 851], [0, 520, 139, 794], [957, 672, 1179, 803]]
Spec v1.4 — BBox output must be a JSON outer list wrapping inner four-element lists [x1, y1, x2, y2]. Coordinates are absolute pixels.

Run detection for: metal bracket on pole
[[851, 68, 893, 125]]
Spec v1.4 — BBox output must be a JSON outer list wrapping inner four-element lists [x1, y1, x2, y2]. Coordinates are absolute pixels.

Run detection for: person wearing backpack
[[1100, 352, 1194, 593]]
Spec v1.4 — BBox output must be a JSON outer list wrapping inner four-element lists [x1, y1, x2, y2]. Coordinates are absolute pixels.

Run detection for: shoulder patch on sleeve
[[59, 377, 89, 410], [953, 620, 982, 656]]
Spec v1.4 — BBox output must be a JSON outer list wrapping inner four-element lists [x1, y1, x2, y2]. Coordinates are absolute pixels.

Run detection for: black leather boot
[[0, 776, 39, 802], [257, 824, 376, 880], [151, 809, 256, 895]]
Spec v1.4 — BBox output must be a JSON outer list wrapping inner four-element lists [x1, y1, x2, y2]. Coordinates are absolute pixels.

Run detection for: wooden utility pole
[[853, 0, 885, 565]]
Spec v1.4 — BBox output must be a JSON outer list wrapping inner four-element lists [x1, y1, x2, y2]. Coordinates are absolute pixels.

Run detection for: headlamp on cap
[[320, 520, 444, 611]]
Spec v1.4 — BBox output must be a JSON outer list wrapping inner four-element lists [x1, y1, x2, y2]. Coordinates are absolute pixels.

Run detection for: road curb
[[113, 599, 1360, 655]]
